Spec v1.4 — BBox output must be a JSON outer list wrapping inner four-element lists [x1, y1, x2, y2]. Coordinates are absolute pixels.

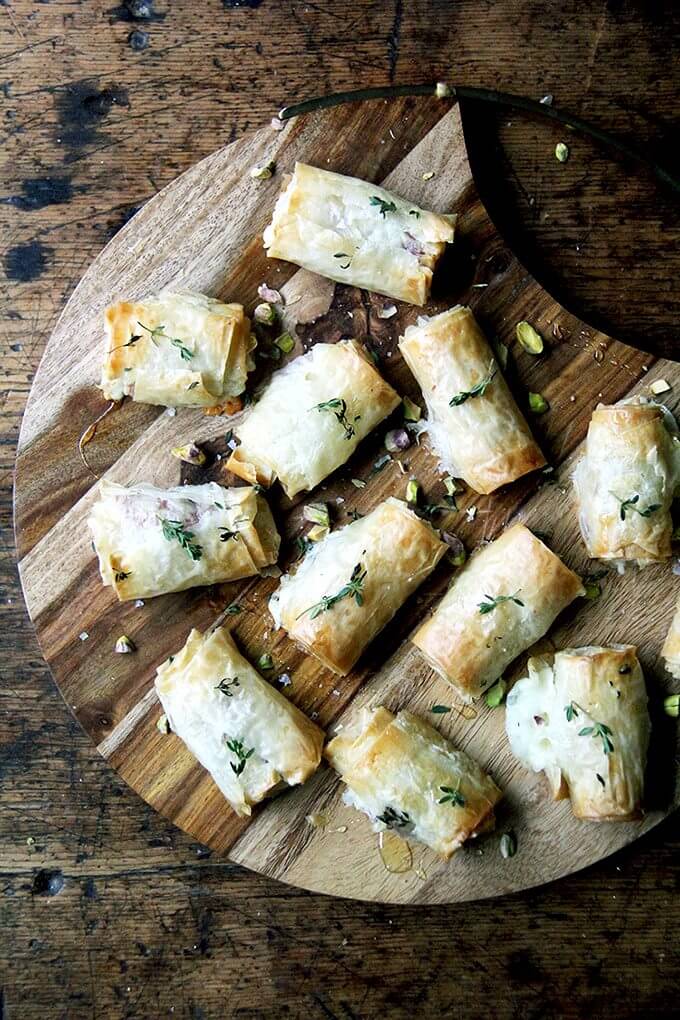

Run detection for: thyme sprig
[[369, 195, 398, 217], [312, 397, 357, 440], [477, 590, 524, 615], [158, 518, 203, 561], [333, 252, 352, 270], [215, 677, 240, 697], [438, 784, 466, 807], [449, 362, 497, 407], [137, 321, 194, 361], [226, 737, 254, 776], [610, 492, 661, 521], [565, 701, 614, 754], [376, 806, 411, 829], [219, 516, 249, 542], [297, 562, 367, 620]]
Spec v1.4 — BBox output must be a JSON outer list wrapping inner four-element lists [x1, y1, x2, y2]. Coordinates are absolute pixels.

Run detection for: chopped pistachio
[[406, 478, 420, 505], [516, 321, 544, 354], [402, 396, 422, 422], [114, 635, 136, 654], [528, 392, 550, 414], [253, 302, 276, 324], [258, 283, 282, 304], [435, 81, 452, 98], [156, 714, 171, 735], [485, 679, 507, 708], [275, 332, 295, 354], [500, 832, 517, 859], [554, 142, 569, 163], [664, 694, 680, 718], [442, 532, 466, 566], [443, 476, 461, 499], [307, 524, 329, 542], [378, 304, 398, 319], [257, 653, 274, 671], [171, 442, 206, 466], [492, 340, 509, 369], [303, 502, 330, 528], [250, 160, 276, 180], [350, 477, 366, 489], [384, 428, 411, 453], [650, 378, 672, 395], [422, 170, 435, 181]]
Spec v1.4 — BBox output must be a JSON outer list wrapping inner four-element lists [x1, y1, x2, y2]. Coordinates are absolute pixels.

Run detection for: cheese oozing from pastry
[[156, 625, 324, 816], [226, 340, 400, 498], [269, 498, 447, 675], [263, 162, 456, 306], [662, 595, 680, 679], [399, 306, 546, 493], [100, 290, 254, 406], [89, 480, 280, 601], [505, 645, 650, 821], [573, 397, 680, 567], [325, 706, 502, 858], [411, 523, 585, 701]]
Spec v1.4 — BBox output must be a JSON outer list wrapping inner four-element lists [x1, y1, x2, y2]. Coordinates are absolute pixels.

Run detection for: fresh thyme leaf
[[376, 806, 411, 829], [114, 570, 131, 582], [333, 252, 352, 269], [215, 677, 240, 697], [226, 737, 254, 776], [369, 195, 398, 217], [108, 333, 142, 353], [297, 562, 367, 620], [137, 321, 167, 345], [611, 492, 661, 521], [430, 704, 451, 714], [596, 772, 606, 787], [158, 518, 203, 561], [408, 209, 421, 218], [294, 535, 312, 559], [312, 397, 356, 440], [347, 508, 362, 521], [187, 380, 200, 390], [449, 362, 496, 407], [225, 604, 242, 616], [171, 337, 194, 362], [565, 701, 579, 722], [478, 591, 524, 615], [438, 785, 466, 807], [583, 569, 607, 600]]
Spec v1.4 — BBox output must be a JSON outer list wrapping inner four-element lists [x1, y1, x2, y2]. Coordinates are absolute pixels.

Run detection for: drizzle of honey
[[378, 831, 413, 873]]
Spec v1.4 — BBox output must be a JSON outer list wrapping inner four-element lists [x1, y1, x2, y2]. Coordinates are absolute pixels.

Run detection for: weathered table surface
[[1, 1, 679, 1017]]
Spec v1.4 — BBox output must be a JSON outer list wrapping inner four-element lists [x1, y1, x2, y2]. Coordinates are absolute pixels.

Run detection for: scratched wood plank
[[14, 98, 680, 904]]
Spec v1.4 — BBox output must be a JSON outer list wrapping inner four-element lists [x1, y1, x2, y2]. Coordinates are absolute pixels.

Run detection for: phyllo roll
[[573, 398, 680, 566], [506, 645, 650, 821], [100, 290, 254, 406], [263, 162, 456, 306], [662, 596, 680, 679], [156, 625, 324, 816], [325, 706, 502, 858], [89, 480, 280, 601], [398, 306, 546, 493], [269, 497, 446, 675], [226, 340, 400, 498], [412, 524, 584, 701]]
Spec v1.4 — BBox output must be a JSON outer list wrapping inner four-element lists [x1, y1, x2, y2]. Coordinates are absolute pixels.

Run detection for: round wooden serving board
[[14, 97, 680, 904]]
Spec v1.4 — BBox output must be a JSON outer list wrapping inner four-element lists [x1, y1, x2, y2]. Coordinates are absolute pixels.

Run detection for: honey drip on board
[[378, 831, 413, 873]]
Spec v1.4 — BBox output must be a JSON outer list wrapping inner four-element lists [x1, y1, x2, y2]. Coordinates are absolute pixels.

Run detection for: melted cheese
[[263, 162, 455, 306], [506, 645, 650, 820], [156, 626, 324, 816], [100, 290, 254, 406], [227, 340, 400, 497], [89, 480, 279, 600], [399, 306, 545, 493], [326, 706, 501, 857]]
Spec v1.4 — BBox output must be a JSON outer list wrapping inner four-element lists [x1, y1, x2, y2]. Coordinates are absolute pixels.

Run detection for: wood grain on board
[[13, 98, 680, 905]]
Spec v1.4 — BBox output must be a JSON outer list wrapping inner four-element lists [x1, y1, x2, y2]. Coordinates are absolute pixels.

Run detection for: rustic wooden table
[[1, 1, 679, 1017]]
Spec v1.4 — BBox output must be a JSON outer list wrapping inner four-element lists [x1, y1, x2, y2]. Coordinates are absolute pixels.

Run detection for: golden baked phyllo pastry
[[88, 480, 279, 601], [506, 645, 650, 821], [269, 497, 447, 675], [399, 305, 546, 493], [263, 162, 456, 306], [156, 626, 324, 817], [573, 397, 680, 567], [226, 340, 400, 498], [100, 290, 254, 407], [412, 524, 584, 701], [325, 706, 502, 858]]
